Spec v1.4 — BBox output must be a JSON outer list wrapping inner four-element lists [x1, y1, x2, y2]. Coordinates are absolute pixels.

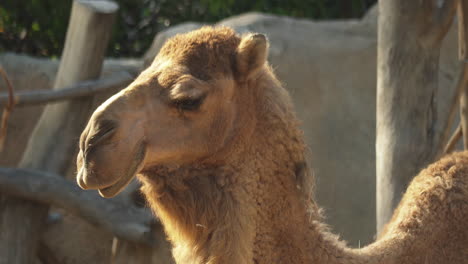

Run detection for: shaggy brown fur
[[77, 27, 468, 263]]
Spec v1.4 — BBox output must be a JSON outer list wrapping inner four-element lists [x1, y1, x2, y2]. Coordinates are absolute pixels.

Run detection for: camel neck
[[243, 128, 349, 263], [239, 83, 369, 263]]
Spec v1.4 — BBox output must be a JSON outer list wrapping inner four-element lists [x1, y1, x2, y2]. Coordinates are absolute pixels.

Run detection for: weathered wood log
[[0, 168, 155, 245], [444, 123, 462, 154], [376, 0, 457, 232], [458, 0, 468, 149], [37, 241, 60, 264], [111, 236, 175, 264], [0, 67, 14, 151], [0, 71, 133, 106], [438, 63, 468, 156], [0, 1, 118, 263]]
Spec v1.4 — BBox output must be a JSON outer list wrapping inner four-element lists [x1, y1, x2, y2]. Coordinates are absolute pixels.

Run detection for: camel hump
[[411, 151, 468, 210]]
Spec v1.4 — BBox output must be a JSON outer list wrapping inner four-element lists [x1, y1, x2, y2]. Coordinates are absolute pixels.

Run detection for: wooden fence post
[[0, 1, 118, 263]]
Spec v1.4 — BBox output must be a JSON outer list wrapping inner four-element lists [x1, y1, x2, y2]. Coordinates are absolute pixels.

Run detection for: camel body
[[77, 27, 468, 263]]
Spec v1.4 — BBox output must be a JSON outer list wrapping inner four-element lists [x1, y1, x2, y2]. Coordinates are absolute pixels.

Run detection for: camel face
[[77, 27, 268, 197]]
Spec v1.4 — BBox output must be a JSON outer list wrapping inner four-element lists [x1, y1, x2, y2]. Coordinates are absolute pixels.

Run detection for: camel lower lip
[[97, 168, 139, 198], [98, 185, 119, 198], [98, 179, 127, 198]]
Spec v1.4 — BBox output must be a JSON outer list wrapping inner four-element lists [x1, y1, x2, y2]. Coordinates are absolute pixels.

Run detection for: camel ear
[[236, 33, 268, 81]]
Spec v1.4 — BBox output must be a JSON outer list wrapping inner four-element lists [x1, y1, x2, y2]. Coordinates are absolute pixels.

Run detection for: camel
[[76, 26, 468, 263]]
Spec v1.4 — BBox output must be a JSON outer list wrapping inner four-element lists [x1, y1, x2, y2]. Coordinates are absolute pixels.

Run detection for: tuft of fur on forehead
[[157, 26, 241, 81]]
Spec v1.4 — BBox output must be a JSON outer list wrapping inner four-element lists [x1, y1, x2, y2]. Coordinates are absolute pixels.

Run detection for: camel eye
[[169, 79, 207, 111], [172, 96, 204, 111]]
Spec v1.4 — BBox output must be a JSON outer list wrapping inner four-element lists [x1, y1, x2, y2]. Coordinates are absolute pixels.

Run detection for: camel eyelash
[[171, 95, 206, 111]]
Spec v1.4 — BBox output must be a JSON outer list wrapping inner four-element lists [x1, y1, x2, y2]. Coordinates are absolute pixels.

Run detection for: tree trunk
[[376, 0, 456, 232], [0, 1, 118, 263]]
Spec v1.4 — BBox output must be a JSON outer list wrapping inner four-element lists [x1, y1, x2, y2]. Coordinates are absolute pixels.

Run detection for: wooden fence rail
[[0, 71, 133, 107], [0, 168, 155, 245]]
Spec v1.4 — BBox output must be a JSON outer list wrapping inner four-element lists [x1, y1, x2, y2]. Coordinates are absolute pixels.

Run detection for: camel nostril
[[85, 119, 118, 152]]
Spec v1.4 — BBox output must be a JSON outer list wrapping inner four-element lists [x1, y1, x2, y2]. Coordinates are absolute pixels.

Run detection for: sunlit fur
[[78, 27, 468, 263]]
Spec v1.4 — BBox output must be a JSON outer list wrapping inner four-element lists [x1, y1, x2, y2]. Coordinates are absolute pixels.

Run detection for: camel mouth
[[98, 141, 148, 198], [76, 164, 136, 198]]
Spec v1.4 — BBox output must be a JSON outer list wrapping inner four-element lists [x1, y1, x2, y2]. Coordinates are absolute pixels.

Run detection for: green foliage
[[0, 0, 376, 58], [0, 1, 72, 57]]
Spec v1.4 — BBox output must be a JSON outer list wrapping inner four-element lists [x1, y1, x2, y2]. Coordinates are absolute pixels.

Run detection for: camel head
[[76, 27, 268, 197]]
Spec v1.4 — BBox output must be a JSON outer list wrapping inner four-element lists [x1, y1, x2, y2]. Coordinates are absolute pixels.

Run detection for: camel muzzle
[[76, 113, 147, 198], [76, 118, 120, 191]]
